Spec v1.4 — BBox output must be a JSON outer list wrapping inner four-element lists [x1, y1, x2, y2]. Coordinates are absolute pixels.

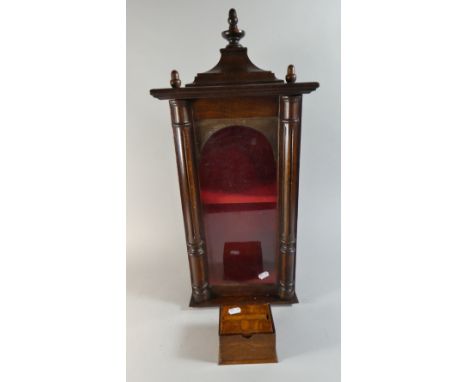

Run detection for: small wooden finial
[[228, 8, 238, 29], [286, 65, 296, 83], [222, 8, 245, 47], [170, 70, 181, 88]]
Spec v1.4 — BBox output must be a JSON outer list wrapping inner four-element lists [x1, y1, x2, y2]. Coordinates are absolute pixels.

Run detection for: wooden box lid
[[219, 304, 275, 336]]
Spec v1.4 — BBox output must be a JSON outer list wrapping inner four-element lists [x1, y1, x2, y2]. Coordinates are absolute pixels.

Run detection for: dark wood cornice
[[150, 82, 319, 100]]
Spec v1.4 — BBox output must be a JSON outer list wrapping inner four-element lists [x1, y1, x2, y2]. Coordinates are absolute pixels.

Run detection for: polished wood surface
[[192, 96, 277, 120], [219, 303, 278, 365], [188, 8, 280, 86], [150, 82, 319, 100], [285, 64, 297, 84], [220, 304, 274, 335], [190, 292, 297, 308], [150, 8, 318, 307], [169, 70, 181, 89], [221, 8, 245, 48], [169, 99, 210, 303], [278, 95, 302, 300]]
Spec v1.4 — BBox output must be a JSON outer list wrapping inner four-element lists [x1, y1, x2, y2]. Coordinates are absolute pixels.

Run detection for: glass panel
[[199, 125, 278, 287]]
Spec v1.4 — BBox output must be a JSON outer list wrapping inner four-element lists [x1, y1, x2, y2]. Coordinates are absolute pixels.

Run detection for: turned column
[[278, 95, 302, 300], [169, 98, 210, 303]]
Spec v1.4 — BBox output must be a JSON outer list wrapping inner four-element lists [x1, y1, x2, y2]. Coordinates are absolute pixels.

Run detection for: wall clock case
[[150, 9, 319, 307]]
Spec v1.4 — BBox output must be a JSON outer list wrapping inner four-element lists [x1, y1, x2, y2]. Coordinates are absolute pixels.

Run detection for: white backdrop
[[127, 0, 340, 380]]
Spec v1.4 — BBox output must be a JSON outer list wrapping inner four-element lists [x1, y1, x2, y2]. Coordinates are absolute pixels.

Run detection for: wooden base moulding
[[190, 293, 298, 308]]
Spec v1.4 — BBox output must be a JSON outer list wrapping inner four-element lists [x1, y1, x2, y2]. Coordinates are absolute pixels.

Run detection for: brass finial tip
[[286, 64, 296, 83], [170, 70, 181, 88]]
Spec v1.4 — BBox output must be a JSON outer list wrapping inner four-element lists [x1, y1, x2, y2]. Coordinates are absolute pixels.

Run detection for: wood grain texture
[[192, 96, 278, 120], [169, 99, 210, 303], [150, 8, 319, 308], [219, 303, 278, 365], [220, 304, 273, 335], [278, 95, 302, 300], [150, 82, 319, 100]]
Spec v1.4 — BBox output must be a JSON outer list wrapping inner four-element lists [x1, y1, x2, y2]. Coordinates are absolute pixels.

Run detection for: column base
[[278, 283, 296, 300]]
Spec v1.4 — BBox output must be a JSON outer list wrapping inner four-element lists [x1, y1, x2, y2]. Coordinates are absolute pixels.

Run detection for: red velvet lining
[[199, 125, 276, 203], [201, 183, 276, 204]]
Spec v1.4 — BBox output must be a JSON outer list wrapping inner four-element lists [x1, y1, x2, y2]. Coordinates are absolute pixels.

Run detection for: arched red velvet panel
[[199, 126, 276, 205]]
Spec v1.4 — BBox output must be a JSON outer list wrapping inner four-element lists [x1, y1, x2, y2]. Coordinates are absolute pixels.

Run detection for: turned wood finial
[[170, 70, 181, 88], [286, 65, 296, 83], [222, 8, 245, 48]]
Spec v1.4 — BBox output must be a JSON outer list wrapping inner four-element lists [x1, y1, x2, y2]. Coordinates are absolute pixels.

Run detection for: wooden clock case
[[150, 9, 319, 308]]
